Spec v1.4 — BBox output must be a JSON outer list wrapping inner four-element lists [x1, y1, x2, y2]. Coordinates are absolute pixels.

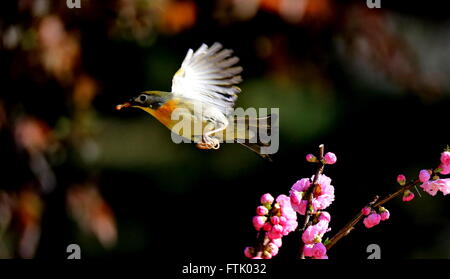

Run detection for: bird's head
[[116, 91, 171, 111]]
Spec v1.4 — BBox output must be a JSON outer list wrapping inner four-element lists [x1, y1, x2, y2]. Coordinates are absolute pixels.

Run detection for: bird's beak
[[116, 102, 131, 110]]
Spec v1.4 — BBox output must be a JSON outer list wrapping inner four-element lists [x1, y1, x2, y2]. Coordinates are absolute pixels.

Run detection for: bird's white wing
[[171, 43, 243, 116]]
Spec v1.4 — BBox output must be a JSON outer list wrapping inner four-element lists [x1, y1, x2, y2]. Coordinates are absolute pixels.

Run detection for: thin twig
[[325, 180, 420, 250], [299, 144, 325, 258]]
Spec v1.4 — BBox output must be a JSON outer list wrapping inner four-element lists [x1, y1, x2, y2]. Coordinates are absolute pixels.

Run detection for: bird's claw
[[196, 136, 220, 150]]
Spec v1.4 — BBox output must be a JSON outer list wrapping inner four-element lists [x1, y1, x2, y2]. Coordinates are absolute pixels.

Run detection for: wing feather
[[171, 43, 243, 115]]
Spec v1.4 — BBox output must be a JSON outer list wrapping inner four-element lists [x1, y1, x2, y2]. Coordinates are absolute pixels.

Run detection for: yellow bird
[[116, 43, 272, 159]]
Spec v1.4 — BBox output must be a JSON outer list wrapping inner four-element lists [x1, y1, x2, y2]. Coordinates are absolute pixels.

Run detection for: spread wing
[[171, 43, 243, 116]]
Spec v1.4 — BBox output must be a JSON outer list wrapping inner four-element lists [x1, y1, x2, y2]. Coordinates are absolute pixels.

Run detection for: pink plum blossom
[[290, 174, 335, 215], [291, 178, 312, 192], [290, 191, 303, 204], [318, 211, 331, 222], [311, 243, 328, 259], [438, 179, 450, 195], [312, 174, 335, 210], [292, 200, 307, 215], [302, 221, 329, 244], [304, 243, 328, 259], [363, 213, 381, 228], [302, 224, 321, 244], [439, 164, 450, 175], [276, 194, 298, 234], [420, 180, 440, 196]]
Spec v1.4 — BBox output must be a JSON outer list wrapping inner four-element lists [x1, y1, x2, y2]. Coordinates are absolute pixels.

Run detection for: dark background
[[0, 0, 449, 261]]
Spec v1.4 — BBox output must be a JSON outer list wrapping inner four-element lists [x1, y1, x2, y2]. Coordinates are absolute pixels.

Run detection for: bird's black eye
[[139, 95, 147, 102]]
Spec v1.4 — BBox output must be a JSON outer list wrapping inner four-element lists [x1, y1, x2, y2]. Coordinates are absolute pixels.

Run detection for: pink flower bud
[[440, 151, 450, 165], [402, 190, 415, 202], [361, 207, 371, 216], [306, 154, 317, 162], [270, 216, 280, 225], [244, 247, 254, 258], [397, 174, 406, 186], [260, 193, 274, 204], [256, 206, 269, 216], [363, 213, 381, 228], [263, 222, 272, 232], [323, 152, 337, 165], [272, 224, 284, 234], [419, 169, 431, 183], [380, 209, 390, 221], [252, 216, 267, 231]]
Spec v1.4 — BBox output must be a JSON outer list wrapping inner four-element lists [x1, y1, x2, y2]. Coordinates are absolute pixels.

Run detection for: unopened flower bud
[[363, 213, 381, 228], [361, 207, 371, 216], [379, 208, 390, 221], [260, 193, 274, 204], [256, 206, 269, 216], [402, 190, 415, 202], [272, 224, 284, 234], [244, 247, 254, 258], [306, 154, 317, 163], [419, 169, 431, 183], [397, 174, 406, 186], [323, 152, 337, 165], [263, 222, 272, 232], [440, 151, 450, 165], [270, 216, 280, 225], [252, 216, 267, 231]]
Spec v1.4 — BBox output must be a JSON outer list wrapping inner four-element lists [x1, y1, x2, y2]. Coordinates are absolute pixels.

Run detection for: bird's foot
[[196, 136, 220, 150]]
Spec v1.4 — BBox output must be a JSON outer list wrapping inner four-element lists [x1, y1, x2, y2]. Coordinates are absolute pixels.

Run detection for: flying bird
[[116, 43, 272, 159]]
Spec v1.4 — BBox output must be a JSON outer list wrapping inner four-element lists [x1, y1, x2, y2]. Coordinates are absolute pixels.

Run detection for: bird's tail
[[232, 114, 274, 161]]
